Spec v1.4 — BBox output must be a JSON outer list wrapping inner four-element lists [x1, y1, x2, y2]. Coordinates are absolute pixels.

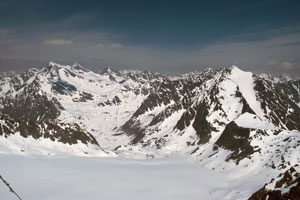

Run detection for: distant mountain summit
[[0, 62, 299, 199]]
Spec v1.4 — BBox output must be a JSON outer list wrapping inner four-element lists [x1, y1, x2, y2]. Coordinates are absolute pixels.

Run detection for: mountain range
[[0, 62, 299, 199]]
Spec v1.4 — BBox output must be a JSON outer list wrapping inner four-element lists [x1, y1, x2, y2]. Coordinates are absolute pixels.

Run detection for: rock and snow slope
[[0, 62, 300, 199]]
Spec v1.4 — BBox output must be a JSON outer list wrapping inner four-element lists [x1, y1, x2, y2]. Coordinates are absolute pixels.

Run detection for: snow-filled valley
[[1, 62, 300, 199], [0, 155, 273, 200]]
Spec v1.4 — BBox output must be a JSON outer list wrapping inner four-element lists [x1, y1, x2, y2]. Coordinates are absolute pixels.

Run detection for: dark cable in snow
[[0, 175, 23, 200]]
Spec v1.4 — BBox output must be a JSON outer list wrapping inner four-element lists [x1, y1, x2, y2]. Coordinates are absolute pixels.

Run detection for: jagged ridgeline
[[0, 62, 300, 198], [0, 66, 101, 152]]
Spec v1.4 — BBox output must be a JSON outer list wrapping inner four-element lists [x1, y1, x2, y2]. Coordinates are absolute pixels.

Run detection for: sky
[[0, 0, 300, 75]]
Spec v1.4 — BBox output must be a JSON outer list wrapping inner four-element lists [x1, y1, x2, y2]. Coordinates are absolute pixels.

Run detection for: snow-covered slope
[[1, 62, 300, 199], [0, 62, 168, 155], [0, 155, 263, 200]]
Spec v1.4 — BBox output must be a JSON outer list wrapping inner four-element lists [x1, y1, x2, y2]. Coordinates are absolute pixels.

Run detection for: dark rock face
[[192, 101, 217, 144], [216, 121, 254, 163], [289, 181, 300, 200], [250, 180, 300, 200], [0, 65, 100, 147], [132, 80, 183, 117], [73, 92, 94, 102], [0, 67, 66, 123], [254, 79, 300, 130], [0, 86, 63, 123], [0, 115, 99, 146], [235, 90, 256, 115], [149, 103, 183, 126], [98, 95, 121, 106], [275, 80, 300, 105], [120, 66, 300, 157], [175, 107, 196, 131], [120, 118, 145, 144], [249, 166, 300, 200], [51, 81, 77, 95], [130, 69, 217, 119], [250, 190, 287, 200], [122, 69, 218, 144]]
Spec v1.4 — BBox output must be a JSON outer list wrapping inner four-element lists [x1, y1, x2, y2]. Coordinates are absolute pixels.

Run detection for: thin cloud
[[96, 43, 106, 47], [43, 39, 73, 46], [96, 43, 124, 48], [267, 60, 279, 66], [1, 25, 300, 76], [280, 61, 296, 70], [268, 60, 298, 71], [182, 30, 300, 74], [109, 43, 123, 48]]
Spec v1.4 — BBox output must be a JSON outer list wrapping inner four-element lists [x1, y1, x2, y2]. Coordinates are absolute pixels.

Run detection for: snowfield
[[0, 155, 270, 200], [1, 63, 300, 199]]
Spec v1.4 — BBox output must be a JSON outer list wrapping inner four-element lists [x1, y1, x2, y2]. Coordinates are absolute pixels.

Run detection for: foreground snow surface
[[0, 155, 268, 200]]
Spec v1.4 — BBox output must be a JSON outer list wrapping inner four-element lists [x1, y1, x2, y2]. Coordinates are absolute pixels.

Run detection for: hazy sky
[[0, 0, 300, 75]]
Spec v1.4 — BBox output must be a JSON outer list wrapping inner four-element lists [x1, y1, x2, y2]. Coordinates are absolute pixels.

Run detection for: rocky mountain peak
[[101, 66, 113, 74], [72, 63, 90, 73], [0, 62, 299, 198]]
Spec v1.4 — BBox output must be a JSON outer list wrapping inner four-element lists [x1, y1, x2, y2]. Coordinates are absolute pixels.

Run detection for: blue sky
[[0, 0, 300, 75]]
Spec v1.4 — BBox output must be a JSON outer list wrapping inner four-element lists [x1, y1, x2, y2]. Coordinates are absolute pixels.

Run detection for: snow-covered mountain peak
[[103, 66, 112, 73], [48, 61, 70, 69], [1, 62, 300, 198], [45, 62, 113, 85], [71, 63, 90, 73], [278, 74, 293, 82], [226, 66, 264, 117], [46, 62, 91, 77], [258, 72, 295, 83], [227, 65, 248, 75], [229, 64, 240, 70], [47, 61, 84, 74]]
